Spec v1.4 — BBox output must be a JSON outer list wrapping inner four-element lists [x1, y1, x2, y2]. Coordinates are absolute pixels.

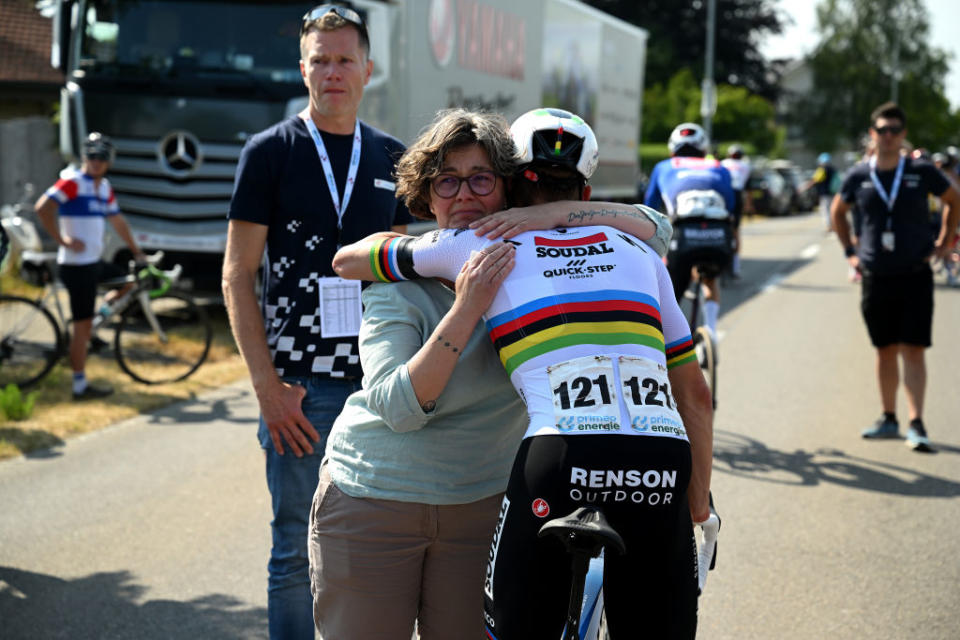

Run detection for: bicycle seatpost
[[539, 507, 626, 640]]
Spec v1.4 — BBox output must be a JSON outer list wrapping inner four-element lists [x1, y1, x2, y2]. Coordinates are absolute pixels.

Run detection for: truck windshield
[[78, 0, 314, 83]]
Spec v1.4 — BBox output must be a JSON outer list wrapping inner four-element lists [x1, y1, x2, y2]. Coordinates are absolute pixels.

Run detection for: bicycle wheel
[[0, 295, 63, 388], [114, 291, 212, 384], [693, 326, 717, 409]]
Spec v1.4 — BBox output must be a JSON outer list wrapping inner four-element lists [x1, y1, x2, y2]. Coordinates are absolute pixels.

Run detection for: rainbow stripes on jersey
[[486, 289, 692, 376], [665, 336, 697, 368], [369, 235, 416, 282]]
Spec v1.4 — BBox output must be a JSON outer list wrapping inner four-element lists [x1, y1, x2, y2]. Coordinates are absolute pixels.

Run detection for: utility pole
[[890, 29, 901, 103], [701, 0, 718, 142]]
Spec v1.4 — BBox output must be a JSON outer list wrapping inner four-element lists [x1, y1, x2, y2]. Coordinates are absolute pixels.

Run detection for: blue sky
[[761, 0, 960, 109]]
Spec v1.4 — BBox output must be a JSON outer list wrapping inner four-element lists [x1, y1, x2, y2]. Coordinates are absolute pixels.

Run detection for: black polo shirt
[[840, 157, 949, 275], [229, 116, 412, 378]]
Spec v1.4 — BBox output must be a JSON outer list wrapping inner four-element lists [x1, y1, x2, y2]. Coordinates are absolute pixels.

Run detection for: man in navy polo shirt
[[222, 4, 412, 638], [831, 102, 959, 452]]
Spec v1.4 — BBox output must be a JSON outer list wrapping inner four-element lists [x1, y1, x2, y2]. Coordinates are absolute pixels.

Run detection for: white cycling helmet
[[668, 122, 708, 155], [510, 108, 599, 179]]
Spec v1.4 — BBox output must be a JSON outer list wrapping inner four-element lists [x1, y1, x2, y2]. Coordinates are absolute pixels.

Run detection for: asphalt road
[[2, 211, 958, 639]]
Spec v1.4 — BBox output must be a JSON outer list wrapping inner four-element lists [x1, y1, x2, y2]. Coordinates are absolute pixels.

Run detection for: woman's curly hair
[[395, 109, 520, 220]]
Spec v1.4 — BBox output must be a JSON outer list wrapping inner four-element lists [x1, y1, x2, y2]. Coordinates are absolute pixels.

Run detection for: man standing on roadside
[[222, 4, 411, 637], [831, 102, 959, 452]]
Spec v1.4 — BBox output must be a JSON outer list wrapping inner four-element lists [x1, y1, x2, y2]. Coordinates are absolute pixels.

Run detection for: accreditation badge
[[881, 231, 895, 252]]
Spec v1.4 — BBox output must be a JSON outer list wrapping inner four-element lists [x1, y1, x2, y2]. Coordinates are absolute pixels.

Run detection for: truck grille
[[107, 136, 241, 221]]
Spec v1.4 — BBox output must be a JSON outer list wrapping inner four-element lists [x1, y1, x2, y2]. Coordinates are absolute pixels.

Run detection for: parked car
[[769, 160, 817, 213], [747, 166, 793, 216]]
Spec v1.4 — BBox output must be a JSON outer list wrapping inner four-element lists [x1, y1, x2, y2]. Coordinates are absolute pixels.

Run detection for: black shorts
[[731, 190, 743, 228], [860, 265, 933, 348], [483, 434, 697, 640], [58, 261, 125, 321], [666, 250, 727, 302]]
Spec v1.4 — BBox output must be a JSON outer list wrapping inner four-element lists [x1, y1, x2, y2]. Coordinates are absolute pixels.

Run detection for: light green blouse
[[325, 279, 528, 504]]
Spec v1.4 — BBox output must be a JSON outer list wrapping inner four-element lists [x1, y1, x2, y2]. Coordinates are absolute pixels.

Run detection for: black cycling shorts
[[731, 190, 743, 228], [58, 261, 125, 321], [860, 265, 933, 348], [483, 434, 697, 640]]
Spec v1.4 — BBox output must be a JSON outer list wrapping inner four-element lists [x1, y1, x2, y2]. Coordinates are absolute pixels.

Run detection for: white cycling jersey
[[372, 225, 697, 441], [721, 157, 751, 191]]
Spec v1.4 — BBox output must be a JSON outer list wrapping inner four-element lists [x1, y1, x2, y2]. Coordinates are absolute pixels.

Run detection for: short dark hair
[[870, 102, 907, 128], [512, 165, 583, 207]]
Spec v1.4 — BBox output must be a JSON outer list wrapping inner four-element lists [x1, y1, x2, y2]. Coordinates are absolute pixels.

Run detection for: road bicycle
[[685, 267, 719, 409], [668, 192, 735, 410], [541, 501, 720, 639], [0, 251, 211, 388]]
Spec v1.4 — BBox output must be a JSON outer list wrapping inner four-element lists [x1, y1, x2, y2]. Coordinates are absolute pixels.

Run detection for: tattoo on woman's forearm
[[567, 208, 642, 224], [435, 334, 462, 355]]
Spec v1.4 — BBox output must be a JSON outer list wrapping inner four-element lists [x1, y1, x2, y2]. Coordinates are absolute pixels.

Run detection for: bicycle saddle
[[538, 506, 626, 557]]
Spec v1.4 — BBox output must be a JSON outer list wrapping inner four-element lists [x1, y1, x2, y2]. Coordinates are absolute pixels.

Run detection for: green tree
[[796, 0, 959, 152], [583, 0, 788, 99], [643, 68, 782, 155]]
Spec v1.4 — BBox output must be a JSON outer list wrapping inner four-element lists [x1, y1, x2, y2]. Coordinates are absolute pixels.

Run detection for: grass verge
[[0, 302, 249, 461]]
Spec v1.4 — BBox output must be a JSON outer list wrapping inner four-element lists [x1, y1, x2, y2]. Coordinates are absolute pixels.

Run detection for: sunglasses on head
[[300, 4, 367, 38], [873, 124, 904, 136]]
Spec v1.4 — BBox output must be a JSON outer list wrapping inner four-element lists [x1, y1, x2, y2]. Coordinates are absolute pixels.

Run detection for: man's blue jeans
[[260, 376, 359, 640]]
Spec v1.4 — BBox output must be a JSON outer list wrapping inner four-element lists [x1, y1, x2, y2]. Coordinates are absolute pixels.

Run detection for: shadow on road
[[145, 385, 258, 427], [713, 430, 960, 497], [704, 256, 817, 322], [0, 566, 266, 640], [0, 428, 65, 459]]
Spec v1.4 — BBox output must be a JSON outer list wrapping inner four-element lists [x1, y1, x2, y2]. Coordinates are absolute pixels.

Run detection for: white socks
[[703, 300, 719, 335]]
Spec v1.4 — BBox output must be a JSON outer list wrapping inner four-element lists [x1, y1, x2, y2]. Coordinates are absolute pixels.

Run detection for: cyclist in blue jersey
[[332, 108, 715, 639], [644, 123, 736, 336]]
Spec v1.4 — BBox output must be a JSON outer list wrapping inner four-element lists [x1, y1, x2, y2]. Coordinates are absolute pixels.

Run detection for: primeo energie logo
[[556, 415, 620, 432]]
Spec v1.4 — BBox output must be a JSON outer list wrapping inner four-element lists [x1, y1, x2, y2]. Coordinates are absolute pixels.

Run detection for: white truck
[[50, 0, 647, 285]]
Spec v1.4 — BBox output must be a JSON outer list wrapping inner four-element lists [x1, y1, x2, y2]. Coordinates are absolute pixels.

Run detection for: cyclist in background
[[644, 122, 736, 337], [721, 143, 753, 279], [805, 152, 839, 231], [33, 133, 146, 399]]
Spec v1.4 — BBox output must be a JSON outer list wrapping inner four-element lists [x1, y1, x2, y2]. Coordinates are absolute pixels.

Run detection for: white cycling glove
[[694, 498, 721, 595], [632, 204, 673, 258]]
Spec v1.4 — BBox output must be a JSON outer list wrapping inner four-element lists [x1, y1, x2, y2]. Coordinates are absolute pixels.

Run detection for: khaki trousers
[[309, 463, 503, 639]]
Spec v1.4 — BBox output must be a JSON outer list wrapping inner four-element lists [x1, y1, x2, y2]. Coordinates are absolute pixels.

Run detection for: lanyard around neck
[[868, 155, 905, 215], [303, 116, 362, 231]]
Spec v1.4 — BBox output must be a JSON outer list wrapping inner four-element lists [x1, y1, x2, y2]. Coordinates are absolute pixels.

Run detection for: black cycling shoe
[[73, 384, 114, 400]]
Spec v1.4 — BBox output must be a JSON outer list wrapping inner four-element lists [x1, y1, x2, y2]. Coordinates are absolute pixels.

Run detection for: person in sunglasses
[[33, 132, 146, 400], [310, 107, 684, 638], [222, 4, 412, 638], [831, 102, 960, 452]]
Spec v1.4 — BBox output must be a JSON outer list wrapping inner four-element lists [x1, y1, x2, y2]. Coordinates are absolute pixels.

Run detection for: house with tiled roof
[[0, 0, 63, 118], [0, 2, 64, 210]]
